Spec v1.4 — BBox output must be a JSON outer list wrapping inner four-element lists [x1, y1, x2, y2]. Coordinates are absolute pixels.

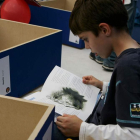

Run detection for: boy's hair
[[69, 0, 128, 36]]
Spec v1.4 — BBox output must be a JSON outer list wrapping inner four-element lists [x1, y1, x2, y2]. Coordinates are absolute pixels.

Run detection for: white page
[[42, 66, 99, 98], [38, 97, 86, 121], [23, 92, 41, 101], [69, 30, 80, 44], [22, 91, 60, 122], [40, 66, 100, 121], [0, 56, 11, 95]]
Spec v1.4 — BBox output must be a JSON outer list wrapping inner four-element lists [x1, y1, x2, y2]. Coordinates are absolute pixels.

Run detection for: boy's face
[[78, 31, 113, 58]]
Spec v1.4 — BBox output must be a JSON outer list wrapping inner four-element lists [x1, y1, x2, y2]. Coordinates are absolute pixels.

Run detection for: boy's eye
[[83, 38, 89, 42]]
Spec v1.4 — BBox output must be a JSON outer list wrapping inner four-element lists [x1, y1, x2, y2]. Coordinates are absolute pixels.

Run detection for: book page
[[42, 66, 99, 98], [40, 66, 100, 121]]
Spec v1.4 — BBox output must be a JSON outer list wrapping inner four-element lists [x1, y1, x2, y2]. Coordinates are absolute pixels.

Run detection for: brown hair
[[69, 0, 128, 36]]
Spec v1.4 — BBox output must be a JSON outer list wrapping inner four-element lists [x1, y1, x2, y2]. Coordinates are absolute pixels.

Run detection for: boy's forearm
[[95, 80, 103, 90], [79, 122, 140, 140]]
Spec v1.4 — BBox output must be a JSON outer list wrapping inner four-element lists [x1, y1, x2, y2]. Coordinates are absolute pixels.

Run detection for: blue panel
[[0, 32, 62, 97], [137, 0, 140, 10], [35, 107, 55, 140], [29, 5, 85, 49], [132, 0, 140, 43], [132, 26, 140, 43]]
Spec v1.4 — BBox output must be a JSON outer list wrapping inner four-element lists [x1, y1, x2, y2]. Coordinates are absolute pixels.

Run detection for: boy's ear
[[99, 23, 111, 36]]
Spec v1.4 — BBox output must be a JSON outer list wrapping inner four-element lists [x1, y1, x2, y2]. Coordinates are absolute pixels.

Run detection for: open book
[[24, 66, 100, 121]]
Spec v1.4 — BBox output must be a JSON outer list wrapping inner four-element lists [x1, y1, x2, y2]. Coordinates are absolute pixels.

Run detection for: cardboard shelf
[[0, 95, 55, 140]]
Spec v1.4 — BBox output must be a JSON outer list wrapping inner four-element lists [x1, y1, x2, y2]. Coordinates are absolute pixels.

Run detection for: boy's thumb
[[63, 114, 70, 117], [84, 79, 92, 85]]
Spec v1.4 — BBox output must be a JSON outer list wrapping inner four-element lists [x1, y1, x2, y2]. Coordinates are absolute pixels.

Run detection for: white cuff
[[124, 0, 131, 5], [102, 81, 109, 95], [79, 122, 88, 140]]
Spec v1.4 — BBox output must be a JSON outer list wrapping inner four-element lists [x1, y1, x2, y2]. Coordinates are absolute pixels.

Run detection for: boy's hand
[[82, 75, 103, 90], [56, 114, 83, 137]]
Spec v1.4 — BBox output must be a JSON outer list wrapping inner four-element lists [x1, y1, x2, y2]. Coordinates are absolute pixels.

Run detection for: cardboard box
[[0, 19, 62, 97], [29, 0, 85, 49], [0, 95, 55, 140]]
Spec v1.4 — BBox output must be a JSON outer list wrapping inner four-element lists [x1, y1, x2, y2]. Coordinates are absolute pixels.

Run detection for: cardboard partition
[[0, 19, 62, 97], [0, 95, 55, 140], [29, 0, 85, 49], [39, 0, 74, 11]]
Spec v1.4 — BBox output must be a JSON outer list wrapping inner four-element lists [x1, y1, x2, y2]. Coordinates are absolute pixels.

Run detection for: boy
[[55, 0, 140, 139], [89, 0, 138, 71]]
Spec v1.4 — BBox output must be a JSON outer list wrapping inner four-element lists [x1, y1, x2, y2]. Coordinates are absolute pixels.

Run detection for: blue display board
[[1, 32, 62, 97], [29, 5, 85, 49]]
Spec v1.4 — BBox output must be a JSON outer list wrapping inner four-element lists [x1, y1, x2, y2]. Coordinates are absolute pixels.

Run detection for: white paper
[[43, 121, 53, 140], [69, 30, 80, 44], [23, 92, 41, 101], [40, 66, 100, 121], [22, 92, 60, 122], [23, 66, 100, 121], [0, 56, 11, 95], [124, 0, 131, 5]]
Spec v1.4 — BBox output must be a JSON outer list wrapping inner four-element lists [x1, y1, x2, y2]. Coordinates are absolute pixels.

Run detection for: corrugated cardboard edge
[[28, 103, 54, 139], [40, 0, 74, 12], [0, 95, 55, 140], [0, 19, 62, 53]]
